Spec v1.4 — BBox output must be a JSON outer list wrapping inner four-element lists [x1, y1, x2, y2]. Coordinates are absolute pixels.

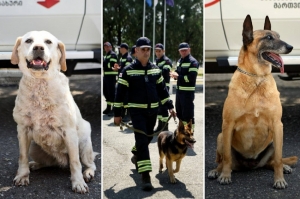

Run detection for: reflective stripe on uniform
[[118, 78, 129, 87], [106, 101, 113, 105], [161, 97, 169, 105], [181, 63, 190, 67], [147, 68, 161, 75], [127, 70, 145, 75], [184, 75, 189, 82], [189, 68, 198, 72], [166, 83, 170, 86], [104, 71, 118, 75], [178, 86, 195, 91], [137, 160, 152, 173], [156, 76, 163, 84], [160, 116, 169, 122], [110, 58, 117, 62], [158, 61, 166, 66], [163, 65, 172, 70], [114, 102, 123, 108], [128, 102, 159, 108], [132, 145, 137, 152]]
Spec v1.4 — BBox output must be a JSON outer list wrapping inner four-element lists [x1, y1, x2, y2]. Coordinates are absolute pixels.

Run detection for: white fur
[[12, 31, 97, 194]]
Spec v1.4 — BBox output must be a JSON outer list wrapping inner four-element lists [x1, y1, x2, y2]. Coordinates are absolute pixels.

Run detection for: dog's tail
[[282, 156, 298, 167]]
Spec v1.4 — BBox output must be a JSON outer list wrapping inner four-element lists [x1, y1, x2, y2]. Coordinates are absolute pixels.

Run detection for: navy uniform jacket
[[119, 52, 133, 74], [175, 54, 199, 91], [114, 60, 174, 117], [156, 55, 172, 89], [103, 50, 118, 76]]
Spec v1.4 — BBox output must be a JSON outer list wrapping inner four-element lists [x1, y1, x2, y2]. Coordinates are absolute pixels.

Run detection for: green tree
[[103, 0, 203, 63]]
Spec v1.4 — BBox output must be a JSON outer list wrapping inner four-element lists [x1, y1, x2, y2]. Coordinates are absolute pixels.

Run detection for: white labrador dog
[[11, 31, 98, 193]]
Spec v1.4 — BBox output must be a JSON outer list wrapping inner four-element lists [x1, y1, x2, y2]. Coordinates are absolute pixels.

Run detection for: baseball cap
[[136, 37, 152, 48], [104, 42, 112, 47], [155, 43, 164, 50], [178, 42, 190, 50], [118, 43, 129, 50], [131, 45, 136, 55]]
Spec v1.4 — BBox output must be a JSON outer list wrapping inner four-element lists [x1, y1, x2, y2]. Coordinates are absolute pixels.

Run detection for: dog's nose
[[286, 44, 293, 53], [33, 46, 44, 51]]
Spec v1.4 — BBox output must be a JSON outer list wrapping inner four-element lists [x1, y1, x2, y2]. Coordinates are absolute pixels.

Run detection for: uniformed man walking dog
[[170, 42, 199, 131], [103, 42, 118, 116], [153, 43, 172, 133], [114, 37, 175, 191]]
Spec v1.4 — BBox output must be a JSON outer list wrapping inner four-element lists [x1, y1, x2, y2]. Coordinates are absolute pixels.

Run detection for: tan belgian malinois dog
[[207, 15, 298, 189]]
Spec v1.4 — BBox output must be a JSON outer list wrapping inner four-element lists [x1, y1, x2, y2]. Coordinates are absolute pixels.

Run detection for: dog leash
[[119, 114, 177, 137]]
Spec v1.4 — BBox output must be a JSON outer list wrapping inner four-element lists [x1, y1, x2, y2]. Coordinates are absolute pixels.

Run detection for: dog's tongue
[[268, 52, 284, 73], [185, 140, 194, 150], [31, 59, 43, 65]]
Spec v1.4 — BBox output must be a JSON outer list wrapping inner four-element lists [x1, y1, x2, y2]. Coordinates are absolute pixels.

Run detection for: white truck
[[205, 0, 300, 79], [0, 0, 101, 76]]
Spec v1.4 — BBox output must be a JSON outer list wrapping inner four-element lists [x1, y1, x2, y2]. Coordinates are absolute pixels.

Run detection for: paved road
[[205, 74, 300, 199], [103, 89, 204, 199], [0, 75, 101, 199]]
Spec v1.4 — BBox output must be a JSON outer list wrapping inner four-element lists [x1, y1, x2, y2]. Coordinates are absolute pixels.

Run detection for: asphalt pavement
[[0, 75, 101, 199], [205, 73, 300, 199], [103, 84, 204, 199]]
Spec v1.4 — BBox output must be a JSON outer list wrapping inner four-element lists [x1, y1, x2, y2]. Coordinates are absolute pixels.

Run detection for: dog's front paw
[[170, 175, 177, 184], [14, 174, 29, 186], [283, 164, 292, 174], [83, 168, 95, 182], [273, 179, 288, 189], [72, 180, 89, 194], [207, 169, 220, 179], [217, 174, 232, 185]]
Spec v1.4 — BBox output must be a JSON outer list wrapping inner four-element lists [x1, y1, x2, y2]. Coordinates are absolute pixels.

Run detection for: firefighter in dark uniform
[[170, 42, 199, 131], [131, 45, 136, 60], [113, 43, 133, 122], [153, 43, 172, 133], [103, 42, 118, 116], [114, 37, 175, 191]]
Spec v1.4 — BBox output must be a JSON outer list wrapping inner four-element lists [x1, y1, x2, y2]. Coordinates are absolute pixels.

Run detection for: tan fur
[[12, 31, 98, 194], [208, 15, 297, 189], [158, 120, 195, 183]]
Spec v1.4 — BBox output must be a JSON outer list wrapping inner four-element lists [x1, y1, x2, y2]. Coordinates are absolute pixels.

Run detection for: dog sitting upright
[[11, 31, 98, 194], [207, 15, 298, 189], [157, 119, 196, 183]]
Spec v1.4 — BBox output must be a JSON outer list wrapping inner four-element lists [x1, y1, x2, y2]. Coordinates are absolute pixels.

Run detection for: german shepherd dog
[[207, 15, 298, 189], [157, 119, 196, 183]]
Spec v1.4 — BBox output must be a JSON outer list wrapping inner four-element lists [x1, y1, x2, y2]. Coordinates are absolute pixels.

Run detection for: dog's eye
[[25, 39, 32, 44], [45, 40, 52, 44], [267, 35, 273, 40]]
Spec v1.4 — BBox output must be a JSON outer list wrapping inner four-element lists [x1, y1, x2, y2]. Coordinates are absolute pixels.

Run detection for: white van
[[0, 0, 101, 76], [205, 0, 300, 77]]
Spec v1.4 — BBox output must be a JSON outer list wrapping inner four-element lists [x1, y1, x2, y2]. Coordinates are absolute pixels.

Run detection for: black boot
[[153, 120, 162, 133], [107, 107, 114, 117], [103, 105, 111, 114], [131, 155, 138, 171], [141, 172, 153, 191]]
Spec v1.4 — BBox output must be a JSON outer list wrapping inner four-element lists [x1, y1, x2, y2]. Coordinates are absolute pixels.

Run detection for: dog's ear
[[58, 41, 67, 72], [11, 37, 22, 65], [264, 16, 271, 30], [178, 120, 184, 131], [242, 14, 253, 50]]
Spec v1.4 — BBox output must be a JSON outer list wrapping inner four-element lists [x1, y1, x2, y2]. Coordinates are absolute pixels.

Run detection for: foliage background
[[103, 0, 203, 63]]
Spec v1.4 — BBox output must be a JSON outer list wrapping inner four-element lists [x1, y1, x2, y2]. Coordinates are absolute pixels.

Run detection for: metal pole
[[153, 4, 156, 63], [163, 0, 166, 48], [143, 0, 145, 37]]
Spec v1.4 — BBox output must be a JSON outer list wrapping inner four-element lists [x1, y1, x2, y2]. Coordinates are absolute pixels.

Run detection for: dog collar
[[236, 67, 265, 77]]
